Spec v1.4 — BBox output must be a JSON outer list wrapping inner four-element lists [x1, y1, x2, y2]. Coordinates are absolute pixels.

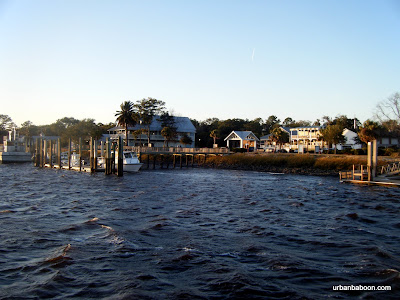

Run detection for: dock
[[339, 140, 400, 187], [33, 137, 232, 174], [132, 146, 229, 170]]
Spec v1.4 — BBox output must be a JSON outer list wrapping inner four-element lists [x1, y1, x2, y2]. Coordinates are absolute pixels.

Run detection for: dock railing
[[127, 146, 230, 154], [339, 164, 370, 181], [379, 161, 400, 176]]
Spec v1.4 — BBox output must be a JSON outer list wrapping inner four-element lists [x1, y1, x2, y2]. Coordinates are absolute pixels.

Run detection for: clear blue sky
[[1, 0, 399, 126]]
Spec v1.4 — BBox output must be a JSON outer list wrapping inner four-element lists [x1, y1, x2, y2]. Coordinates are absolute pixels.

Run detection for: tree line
[[1, 92, 400, 149]]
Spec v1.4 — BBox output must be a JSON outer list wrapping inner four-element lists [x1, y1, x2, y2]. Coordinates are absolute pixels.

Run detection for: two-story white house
[[290, 126, 326, 152]]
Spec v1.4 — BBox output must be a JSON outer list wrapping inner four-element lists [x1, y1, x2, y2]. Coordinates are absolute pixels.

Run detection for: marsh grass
[[206, 153, 369, 172]]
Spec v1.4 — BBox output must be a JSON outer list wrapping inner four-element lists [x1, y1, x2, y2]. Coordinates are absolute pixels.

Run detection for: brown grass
[[206, 153, 370, 172]]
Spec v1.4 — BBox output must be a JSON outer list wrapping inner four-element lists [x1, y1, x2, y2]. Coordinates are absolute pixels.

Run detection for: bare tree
[[374, 92, 400, 126]]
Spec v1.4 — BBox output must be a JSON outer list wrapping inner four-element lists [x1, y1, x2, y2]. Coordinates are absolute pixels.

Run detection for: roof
[[224, 131, 260, 141], [260, 134, 272, 140], [109, 116, 196, 133], [290, 126, 322, 130]]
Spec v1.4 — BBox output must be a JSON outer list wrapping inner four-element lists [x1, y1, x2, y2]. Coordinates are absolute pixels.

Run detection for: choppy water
[[0, 164, 399, 299]]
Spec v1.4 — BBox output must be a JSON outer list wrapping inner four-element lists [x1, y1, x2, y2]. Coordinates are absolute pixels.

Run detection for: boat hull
[[121, 163, 143, 172]]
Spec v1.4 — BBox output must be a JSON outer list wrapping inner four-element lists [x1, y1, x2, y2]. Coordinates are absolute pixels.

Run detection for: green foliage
[[133, 97, 166, 145], [115, 101, 137, 144], [0, 114, 16, 138], [180, 134, 193, 146], [320, 124, 345, 153], [358, 120, 382, 143], [161, 126, 177, 147], [269, 127, 289, 145], [210, 129, 219, 144]]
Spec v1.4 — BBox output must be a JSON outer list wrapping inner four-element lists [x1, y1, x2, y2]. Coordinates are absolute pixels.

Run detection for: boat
[[117, 151, 143, 172], [0, 129, 32, 163], [97, 151, 143, 172], [61, 152, 83, 167]]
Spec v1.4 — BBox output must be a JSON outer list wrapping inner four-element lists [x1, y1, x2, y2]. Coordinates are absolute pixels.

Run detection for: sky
[[1, 0, 400, 126]]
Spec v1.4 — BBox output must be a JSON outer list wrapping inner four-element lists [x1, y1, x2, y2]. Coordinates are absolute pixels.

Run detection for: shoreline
[[202, 161, 339, 176], [201, 153, 399, 177]]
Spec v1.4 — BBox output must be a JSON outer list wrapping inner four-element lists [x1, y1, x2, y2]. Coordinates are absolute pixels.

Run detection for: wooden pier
[[33, 137, 125, 176], [339, 140, 400, 187], [33, 139, 231, 174], [132, 146, 229, 170]]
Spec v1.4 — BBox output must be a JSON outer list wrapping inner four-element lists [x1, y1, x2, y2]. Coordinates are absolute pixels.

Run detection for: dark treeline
[[0, 115, 114, 147]]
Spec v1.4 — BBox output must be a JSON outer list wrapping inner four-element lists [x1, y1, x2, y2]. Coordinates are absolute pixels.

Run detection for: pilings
[[33, 137, 124, 176], [141, 152, 209, 170]]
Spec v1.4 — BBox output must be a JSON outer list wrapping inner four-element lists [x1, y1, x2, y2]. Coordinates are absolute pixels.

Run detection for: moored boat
[[97, 151, 143, 172], [117, 151, 143, 172]]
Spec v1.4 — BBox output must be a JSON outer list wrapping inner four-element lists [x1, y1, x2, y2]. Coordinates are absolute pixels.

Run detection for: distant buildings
[[223, 127, 377, 152], [224, 131, 259, 150], [105, 116, 196, 148]]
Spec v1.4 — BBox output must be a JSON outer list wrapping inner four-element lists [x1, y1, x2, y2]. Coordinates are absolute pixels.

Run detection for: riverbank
[[203, 153, 395, 176]]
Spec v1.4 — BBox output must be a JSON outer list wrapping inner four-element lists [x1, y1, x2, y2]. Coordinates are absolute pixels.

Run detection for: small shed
[[224, 131, 259, 150]]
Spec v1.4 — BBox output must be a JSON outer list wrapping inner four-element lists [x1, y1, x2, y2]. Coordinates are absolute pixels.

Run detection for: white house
[[224, 131, 259, 150], [290, 126, 325, 151], [335, 129, 362, 150]]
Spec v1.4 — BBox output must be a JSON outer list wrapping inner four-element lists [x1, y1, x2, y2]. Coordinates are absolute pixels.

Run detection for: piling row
[[33, 137, 124, 176]]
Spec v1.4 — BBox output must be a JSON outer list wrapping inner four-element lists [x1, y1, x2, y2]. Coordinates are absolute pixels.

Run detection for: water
[[0, 164, 399, 299]]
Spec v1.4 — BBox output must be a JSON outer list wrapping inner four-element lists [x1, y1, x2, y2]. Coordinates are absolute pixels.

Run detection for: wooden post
[[112, 142, 116, 174], [93, 139, 98, 172], [100, 141, 105, 158], [117, 136, 123, 176], [90, 137, 94, 172], [106, 138, 112, 175], [79, 137, 82, 172], [180, 154, 182, 168], [40, 138, 44, 168], [68, 138, 72, 170], [372, 139, 377, 179], [57, 138, 61, 169], [105, 139, 109, 174], [367, 142, 372, 181], [43, 139, 47, 167], [34, 138, 38, 167], [160, 154, 164, 169], [147, 154, 150, 170], [153, 154, 156, 169], [173, 155, 176, 168], [49, 140, 53, 168]]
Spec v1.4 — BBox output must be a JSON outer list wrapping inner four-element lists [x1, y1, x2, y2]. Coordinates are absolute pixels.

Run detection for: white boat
[[117, 151, 143, 172], [61, 152, 83, 167], [97, 151, 143, 172]]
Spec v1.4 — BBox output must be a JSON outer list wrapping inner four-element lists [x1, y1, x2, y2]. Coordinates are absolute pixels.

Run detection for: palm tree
[[115, 101, 137, 145], [269, 127, 289, 151], [210, 129, 219, 145]]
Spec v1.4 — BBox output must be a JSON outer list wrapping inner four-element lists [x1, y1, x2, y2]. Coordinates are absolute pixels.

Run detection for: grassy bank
[[204, 153, 380, 176]]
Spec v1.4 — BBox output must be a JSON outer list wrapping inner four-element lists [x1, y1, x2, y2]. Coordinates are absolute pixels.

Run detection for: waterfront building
[[335, 129, 362, 151], [105, 116, 196, 148], [224, 131, 259, 151], [289, 126, 326, 152], [260, 127, 291, 151]]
